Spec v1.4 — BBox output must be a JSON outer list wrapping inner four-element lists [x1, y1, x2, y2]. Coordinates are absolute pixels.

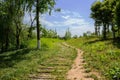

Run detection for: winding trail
[[63, 42, 100, 80], [29, 42, 101, 80]]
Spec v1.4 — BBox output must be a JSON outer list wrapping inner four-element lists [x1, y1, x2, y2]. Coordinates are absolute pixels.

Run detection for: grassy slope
[[67, 37, 120, 80], [0, 38, 77, 80]]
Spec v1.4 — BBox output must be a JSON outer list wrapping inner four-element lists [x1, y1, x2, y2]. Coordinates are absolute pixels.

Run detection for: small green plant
[[85, 68, 91, 73], [107, 67, 120, 80], [89, 74, 98, 80]]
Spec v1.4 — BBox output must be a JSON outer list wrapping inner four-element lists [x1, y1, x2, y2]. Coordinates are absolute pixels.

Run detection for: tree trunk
[[36, 0, 40, 49], [16, 23, 20, 49], [107, 24, 109, 33], [1, 27, 4, 52], [94, 21, 98, 36], [118, 27, 120, 37], [5, 29, 9, 51], [95, 25, 98, 36], [15, 21, 20, 49], [16, 34, 20, 49], [1, 42, 4, 52], [98, 26, 100, 36], [103, 23, 107, 39], [111, 23, 115, 39]]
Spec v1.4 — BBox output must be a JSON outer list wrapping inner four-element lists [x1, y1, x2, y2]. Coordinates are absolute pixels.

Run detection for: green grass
[[28, 38, 61, 49], [67, 37, 120, 80], [0, 38, 77, 80]]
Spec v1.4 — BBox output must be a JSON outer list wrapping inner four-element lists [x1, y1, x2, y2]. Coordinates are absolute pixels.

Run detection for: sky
[[24, 0, 96, 37]]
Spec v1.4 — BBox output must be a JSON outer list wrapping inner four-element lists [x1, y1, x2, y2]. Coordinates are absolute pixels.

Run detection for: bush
[[20, 41, 28, 49]]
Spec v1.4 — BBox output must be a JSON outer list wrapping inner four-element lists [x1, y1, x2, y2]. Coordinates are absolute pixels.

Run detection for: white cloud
[[62, 15, 70, 19], [61, 10, 72, 14], [70, 25, 94, 36], [61, 10, 82, 18], [72, 12, 82, 18], [64, 18, 85, 26], [41, 10, 94, 36], [23, 9, 94, 36], [42, 14, 89, 27], [41, 18, 54, 27]]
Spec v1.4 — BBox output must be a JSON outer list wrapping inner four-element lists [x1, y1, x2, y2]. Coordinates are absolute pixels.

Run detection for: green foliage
[[41, 27, 58, 38], [91, 1, 102, 21], [0, 0, 27, 51], [25, 0, 56, 14], [83, 33, 87, 37], [115, 1, 120, 30], [0, 0, 58, 51], [107, 67, 120, 80], [24, 0, 57, 49], [0, 1, 16, 51], [90, 0, 120, 39], [64, 28, 71, 40], [73, 35, 78, 39]]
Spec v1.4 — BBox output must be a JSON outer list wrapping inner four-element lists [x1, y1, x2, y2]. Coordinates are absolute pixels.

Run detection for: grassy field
[[67, 37, 120, 80], [0, 38, 77, 80]]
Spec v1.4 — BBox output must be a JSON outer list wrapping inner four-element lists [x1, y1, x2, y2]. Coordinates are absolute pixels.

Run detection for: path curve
[[62, 42, 98, 80]]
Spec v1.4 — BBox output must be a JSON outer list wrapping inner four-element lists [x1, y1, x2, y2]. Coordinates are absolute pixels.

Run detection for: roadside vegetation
[[0, 38, 77, 80], [67, 36, 120, 80]]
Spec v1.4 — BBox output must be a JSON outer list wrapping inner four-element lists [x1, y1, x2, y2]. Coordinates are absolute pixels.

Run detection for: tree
[[0, 0, 58, 51], [0, 1, 16, 51], [91, 0, 114, 39], [103, 0, 119, 39], [25, 0, 56, 49], [41, 27, 58, 38], [0, 0, 27, 51], [94, 20, 101, 36], [91, 1, 102, 37], [73, 35, 78, 39], [12, 0, 25, 49], [115, 1, 120, 36], [64, 28, 71, 40], [109, 0, 117, 39], [99, 0, 112, 39]]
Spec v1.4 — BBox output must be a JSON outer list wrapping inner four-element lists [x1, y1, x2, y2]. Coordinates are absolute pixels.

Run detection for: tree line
[[91, 0, 120, 40], [0, 0, 58, 52]]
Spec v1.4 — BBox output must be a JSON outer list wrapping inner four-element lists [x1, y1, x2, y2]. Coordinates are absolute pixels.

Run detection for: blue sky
[[24, 0, 96, 37]]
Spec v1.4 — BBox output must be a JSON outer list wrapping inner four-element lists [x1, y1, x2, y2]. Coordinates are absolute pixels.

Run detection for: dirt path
[[29, 42, 101, 80], [63, 42, 100, 80]]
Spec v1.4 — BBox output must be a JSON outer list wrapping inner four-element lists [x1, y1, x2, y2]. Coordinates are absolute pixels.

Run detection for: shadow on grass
[[112, 37, 120, 49], [84, 38, 113, 44], [84, 37, 120, 49], [84, 39, 103, 44], [0, 48, 32, 68]]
